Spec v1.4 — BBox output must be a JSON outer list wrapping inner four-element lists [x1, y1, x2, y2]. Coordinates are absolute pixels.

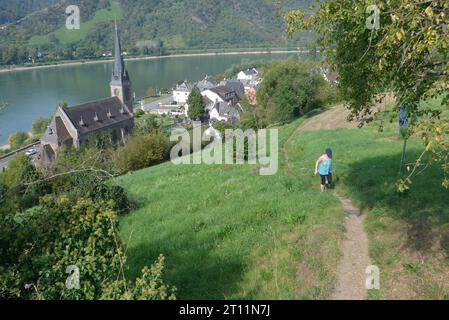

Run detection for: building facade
[[40, 24, 134, 162]]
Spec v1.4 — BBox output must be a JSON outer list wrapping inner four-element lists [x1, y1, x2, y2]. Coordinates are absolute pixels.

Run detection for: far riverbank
[[0, 50, 309, 74]]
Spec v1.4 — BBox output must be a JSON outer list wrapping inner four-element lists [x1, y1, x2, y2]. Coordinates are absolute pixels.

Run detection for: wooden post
[[400, 139, 407, 173]]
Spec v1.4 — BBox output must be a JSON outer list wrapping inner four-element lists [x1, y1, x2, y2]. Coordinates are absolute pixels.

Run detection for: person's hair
[[325, 148, 333, 159]]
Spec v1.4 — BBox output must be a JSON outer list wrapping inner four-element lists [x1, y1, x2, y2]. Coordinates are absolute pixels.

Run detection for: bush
[[135, 109, 145, 118], [114, 131, 171, 173], [32, 117, 50, 136], [89, 183, 132, 216], [0, 154, 46, 214], [0, 196, 176, 300], [8, 132, 29, 150]]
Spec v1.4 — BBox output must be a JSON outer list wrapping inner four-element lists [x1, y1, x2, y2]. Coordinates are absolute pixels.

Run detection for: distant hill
[[0, 0, 317, 51], [0, 0, 57, 25]]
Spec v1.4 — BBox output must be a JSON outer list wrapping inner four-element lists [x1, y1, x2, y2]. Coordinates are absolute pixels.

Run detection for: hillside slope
[[117, 101, 449, 299], [290, 101, 449, 299], [0, 0, 57, 24], [0, 0, 317, 50], [117, 119, 345, 299]]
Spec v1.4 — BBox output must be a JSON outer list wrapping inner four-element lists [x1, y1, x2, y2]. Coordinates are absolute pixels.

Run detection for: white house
[[173, 80, 195, 105], [209, 101, 241, 125], [237, 68, 259, 81], [201, 86, 239, 105]]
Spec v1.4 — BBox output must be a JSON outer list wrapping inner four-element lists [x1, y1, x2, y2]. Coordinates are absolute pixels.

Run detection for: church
[[40, 24, 134, 163]]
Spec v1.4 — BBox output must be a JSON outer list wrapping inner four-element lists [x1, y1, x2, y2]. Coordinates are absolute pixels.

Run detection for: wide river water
[[0, 52, 300, 144]]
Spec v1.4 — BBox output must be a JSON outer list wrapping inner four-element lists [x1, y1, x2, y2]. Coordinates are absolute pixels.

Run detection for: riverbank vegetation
[[0, 0, 316, 68]]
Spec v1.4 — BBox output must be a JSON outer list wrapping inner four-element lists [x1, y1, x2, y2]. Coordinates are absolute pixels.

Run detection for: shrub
[[32, 117, 51, 136], [0, 154, 46, 214], [0, 196, 176, 300], [8, 132, 29, 150], [135, 109, 145, 118], [114, 131, 171, 173]]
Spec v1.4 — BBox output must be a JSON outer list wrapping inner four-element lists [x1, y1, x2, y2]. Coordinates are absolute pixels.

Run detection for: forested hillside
[[0, 0, 317, 65], [0, 0, 57, 24]]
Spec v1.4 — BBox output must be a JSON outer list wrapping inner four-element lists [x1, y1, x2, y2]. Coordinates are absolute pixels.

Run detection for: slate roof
[[212, 101, 240, 119], [196, 76, 217, 92], [111, 23, 130, 86], [62, 97, 133, 135], [242, 68, 258, 76], [175, 80, 195, 92], [224, 80, 245, 97], [209, 86, 238, 102], [203, 96, 213, 106]]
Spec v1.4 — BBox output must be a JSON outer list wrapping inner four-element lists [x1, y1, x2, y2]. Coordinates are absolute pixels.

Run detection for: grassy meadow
[[117, 119, 345, 299], [117, 99, 449, 300], [288, 99, 449, 299]]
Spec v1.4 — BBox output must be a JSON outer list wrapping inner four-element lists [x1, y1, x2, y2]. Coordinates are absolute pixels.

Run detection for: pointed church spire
[[111, 22, 129, 84], [110, 22, 133, 113]]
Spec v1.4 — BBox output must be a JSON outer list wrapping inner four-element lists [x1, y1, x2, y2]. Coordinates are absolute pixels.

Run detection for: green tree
[[187, 89, 206, 121], [285, 0, 449, 189], [8, 131, 29, 150], [0, 195, 176, 300], [0, 153, 44, 214], [32, 117, 50, 136], [257, 60, 326, 124]]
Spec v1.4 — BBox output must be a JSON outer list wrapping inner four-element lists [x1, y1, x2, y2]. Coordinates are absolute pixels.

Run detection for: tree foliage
[[187, 89, 206, 121], [114, 131, 171, 173], [0, 0, 317, 66], [0, 195, 176, 300], [8, 131, 29, 150], [257, 60, 329, 124], [285, 0, 449, 189], [32, 117, 50, 136]]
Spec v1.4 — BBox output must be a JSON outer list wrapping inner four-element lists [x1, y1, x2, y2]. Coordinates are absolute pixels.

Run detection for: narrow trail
[[330, 196, 371, 300], [284, 105, 372, 300]]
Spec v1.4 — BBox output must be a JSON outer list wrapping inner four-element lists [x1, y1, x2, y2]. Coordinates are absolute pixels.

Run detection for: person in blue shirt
[[314, 148, 333, 192]]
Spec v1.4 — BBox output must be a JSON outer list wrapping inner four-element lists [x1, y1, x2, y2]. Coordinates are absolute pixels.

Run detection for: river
[[0, 52, 301, 144]]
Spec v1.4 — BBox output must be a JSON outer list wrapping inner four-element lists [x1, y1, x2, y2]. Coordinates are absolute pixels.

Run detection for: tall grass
[[117, 118, 345, 299]]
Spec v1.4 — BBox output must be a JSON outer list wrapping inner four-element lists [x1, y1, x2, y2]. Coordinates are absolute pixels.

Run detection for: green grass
[[29, 1, 122, 46], [117, 118, 345, 299], [289, 101, 449, 299], [118, 98, 449, 300]]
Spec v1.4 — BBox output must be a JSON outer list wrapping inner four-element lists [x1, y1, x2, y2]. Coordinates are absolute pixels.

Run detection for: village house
[[237, 68, 259, 81], [40, 24, 134, 163], [196, 75, 217, 92], [173, 80, 195, 105], [320, 63, 339, 84], [201, 86, 240, 105], [208, 100, 241, 125], [200, 85, 243, 125], [221, 79, 245, 99]]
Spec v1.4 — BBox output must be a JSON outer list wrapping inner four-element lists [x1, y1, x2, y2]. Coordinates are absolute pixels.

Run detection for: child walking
[[314, 148, 333, 192]]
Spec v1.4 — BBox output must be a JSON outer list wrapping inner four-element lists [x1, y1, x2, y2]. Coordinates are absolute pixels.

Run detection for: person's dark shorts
[[320, 173, 332, 186]]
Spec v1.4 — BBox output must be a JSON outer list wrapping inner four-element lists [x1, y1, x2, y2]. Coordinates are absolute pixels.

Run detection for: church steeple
[[111, 22, 129, 84], [110, 22, 133, 112]]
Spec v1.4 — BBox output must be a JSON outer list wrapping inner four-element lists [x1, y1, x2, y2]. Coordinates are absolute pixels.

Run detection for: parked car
[[25, 148, 37, 156]]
